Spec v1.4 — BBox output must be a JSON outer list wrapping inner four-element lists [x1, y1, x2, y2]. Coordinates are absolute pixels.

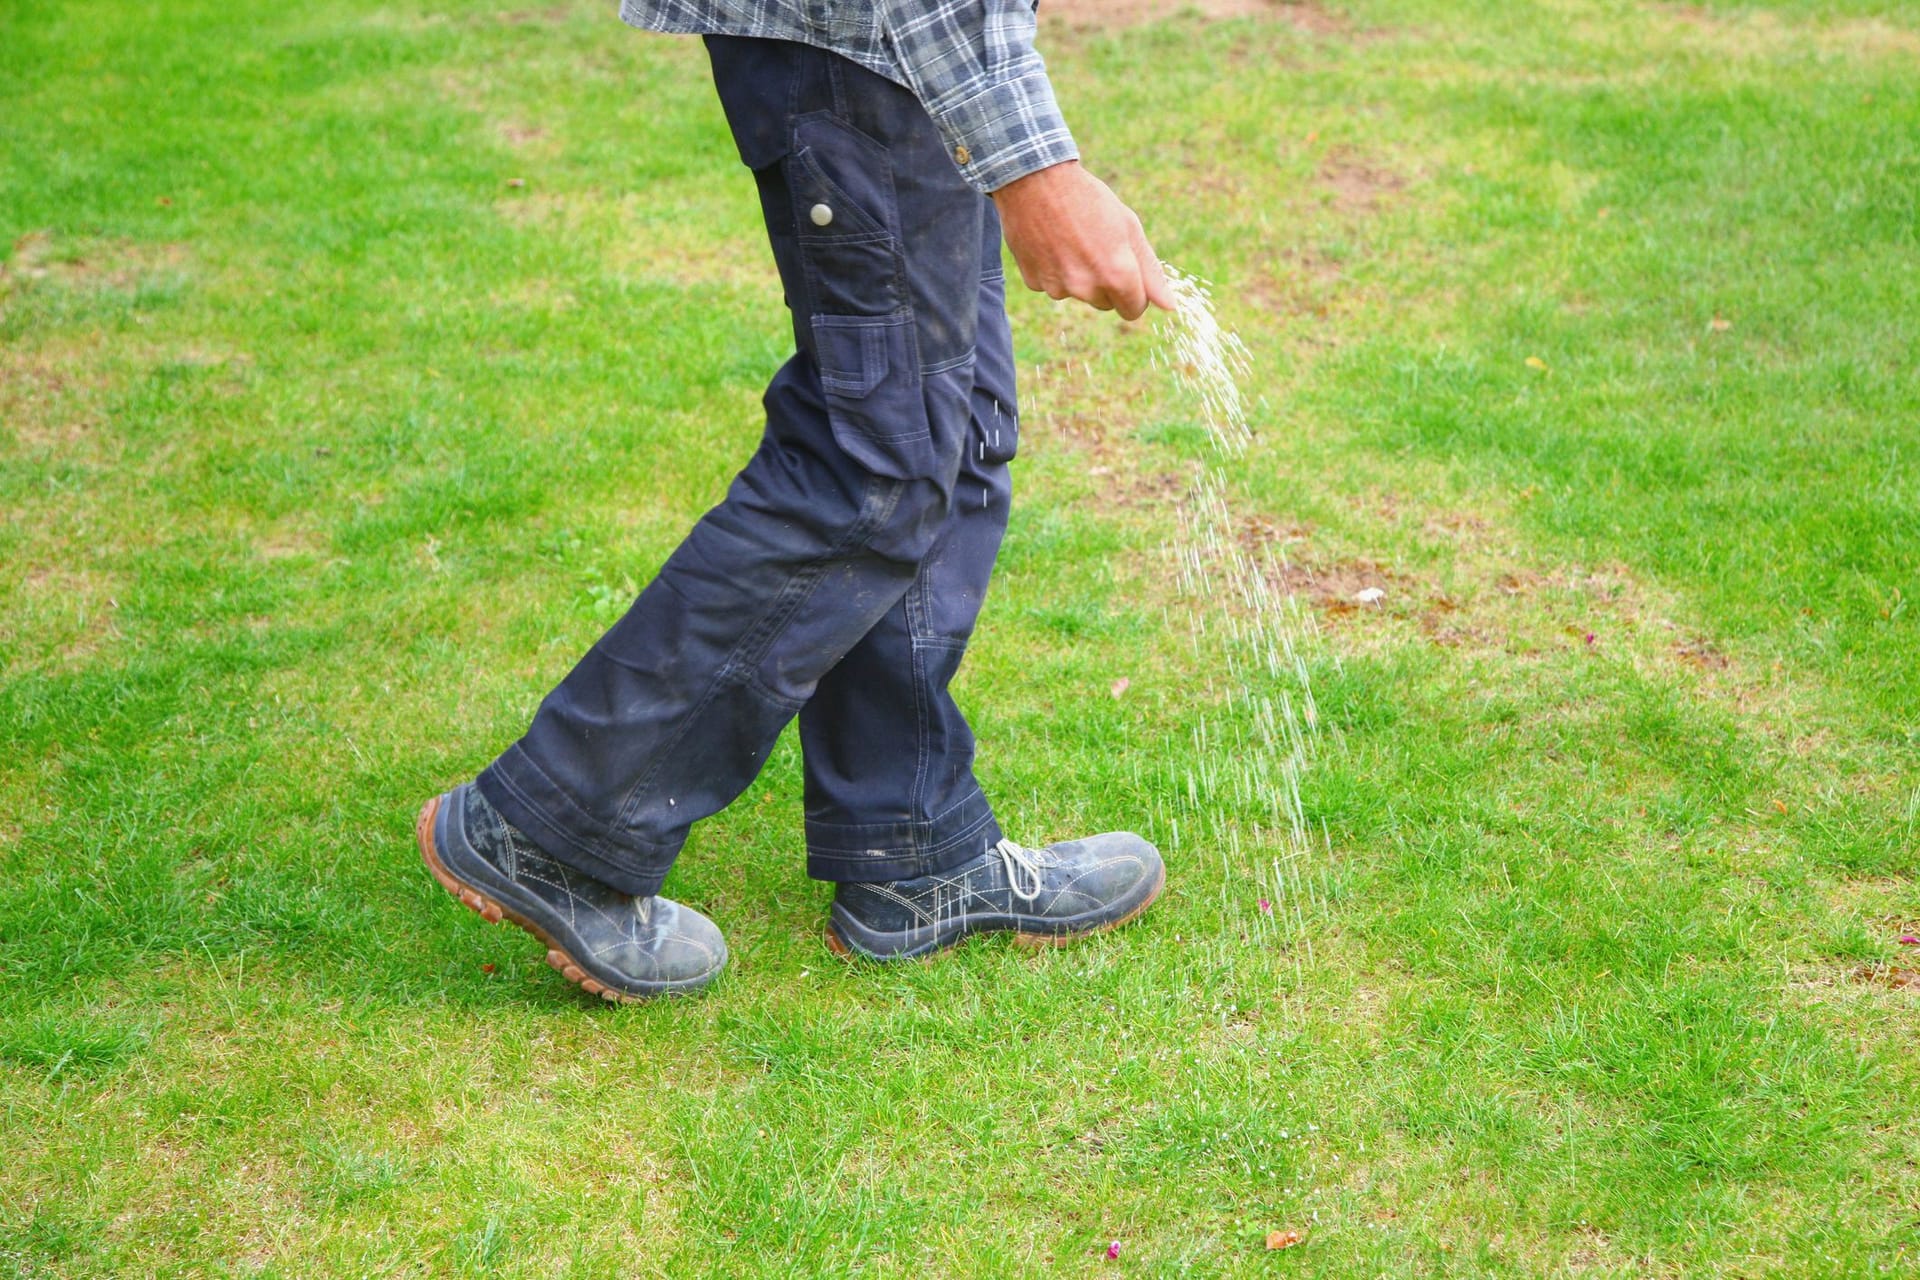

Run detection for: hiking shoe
[[416, 783, 727, 1000], [825, 834, 1166, 960]]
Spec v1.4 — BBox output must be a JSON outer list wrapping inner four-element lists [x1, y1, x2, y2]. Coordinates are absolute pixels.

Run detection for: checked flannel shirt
[[619, 0, 1079, 194]]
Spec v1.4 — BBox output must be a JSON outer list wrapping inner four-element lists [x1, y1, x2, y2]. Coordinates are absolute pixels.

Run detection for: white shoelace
[[996, 837, 1049, 902]]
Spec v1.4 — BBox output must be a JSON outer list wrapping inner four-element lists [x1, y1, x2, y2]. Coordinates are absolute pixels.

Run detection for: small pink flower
[[1901, 935, 1919, 946], [1584, 632, 1596, 645], [1106, 1240, 1122, 1260], [1258, 899, 1273, 914]]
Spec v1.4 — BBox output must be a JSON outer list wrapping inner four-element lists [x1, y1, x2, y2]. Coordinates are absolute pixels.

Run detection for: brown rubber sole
[[416, 793, 639, 1003], [822, 860, 1168, 960]]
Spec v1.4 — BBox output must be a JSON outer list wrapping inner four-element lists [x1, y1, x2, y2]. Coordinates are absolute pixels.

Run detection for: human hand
[[991, 160, 1177, 321]]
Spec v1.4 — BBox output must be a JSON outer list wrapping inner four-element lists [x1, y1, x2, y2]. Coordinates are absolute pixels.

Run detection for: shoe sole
[[822, 859, 1168, 961], [417, 793, 684, 1003]]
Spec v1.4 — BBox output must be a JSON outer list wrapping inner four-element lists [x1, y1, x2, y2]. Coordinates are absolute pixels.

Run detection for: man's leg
[[473, 37, 1000, 898], [783, 94, 1166, 961], [797, 205, 1020, 882]]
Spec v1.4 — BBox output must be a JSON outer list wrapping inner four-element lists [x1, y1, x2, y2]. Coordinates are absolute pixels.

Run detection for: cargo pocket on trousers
[[812, 312, 936, 481]]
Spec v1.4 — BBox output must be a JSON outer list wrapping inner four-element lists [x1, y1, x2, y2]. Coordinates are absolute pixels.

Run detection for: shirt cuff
[[929, 66, 1081, 195]]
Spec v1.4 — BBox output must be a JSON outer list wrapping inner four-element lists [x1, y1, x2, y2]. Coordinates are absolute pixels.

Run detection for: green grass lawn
[[3, 0, 1917, 1274]]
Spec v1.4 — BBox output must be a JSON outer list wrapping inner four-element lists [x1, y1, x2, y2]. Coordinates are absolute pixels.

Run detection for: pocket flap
[[811, 313, 897, 399], [808, 312, 934, 481]]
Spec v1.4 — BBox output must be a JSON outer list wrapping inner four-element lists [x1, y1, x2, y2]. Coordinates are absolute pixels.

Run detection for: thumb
[[1132, 226, 1179, 312]]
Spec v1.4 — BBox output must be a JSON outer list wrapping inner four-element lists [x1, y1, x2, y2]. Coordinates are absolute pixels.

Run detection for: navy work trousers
[[477, 36, 1019, 896]]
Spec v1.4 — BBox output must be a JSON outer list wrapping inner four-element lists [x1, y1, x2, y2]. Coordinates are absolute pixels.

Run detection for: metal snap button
[[809, 203, 834, 227]]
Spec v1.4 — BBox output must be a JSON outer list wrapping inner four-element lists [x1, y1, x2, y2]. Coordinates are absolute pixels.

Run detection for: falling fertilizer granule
[[1161, 270, 1254, 456], [1155, 264, 1335, 980]]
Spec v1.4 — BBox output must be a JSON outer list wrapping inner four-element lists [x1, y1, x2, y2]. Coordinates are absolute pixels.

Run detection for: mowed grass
[[2, 0, 1917, 1274]]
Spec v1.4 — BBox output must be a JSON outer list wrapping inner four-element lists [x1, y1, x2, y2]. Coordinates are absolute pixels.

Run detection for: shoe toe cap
[[649, 899, 731, 984], [578, 900, 727, 995], [1064, 830, 1162, 872], [1049, 832, 1163, 902]]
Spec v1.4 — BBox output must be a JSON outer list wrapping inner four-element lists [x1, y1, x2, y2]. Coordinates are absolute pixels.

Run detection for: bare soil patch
[[254, 524, 331, 563], [1101, 466, 1191, 509], [1318, 149, 1408, 217], [1417, 600, 1494, 651], [0, 357, 94, 451], [1242, 247, 1352, 320], [1042, 0, 1350, 32], [1266, 554, 1414, 615], [1851, 963, 1920, 991], [1422, 510, 1493, 543], [493, 189, 773, 290], [7, 566, 124, 670], [2, 231, 190, 298], [1674, 636, 1730, 670], [1238, 512, 1314, 551], [494, 6, 575, 25], [1660, 5, 1920, 59], [0, 334, 132, 459], [1212, 494, 1801, 720]]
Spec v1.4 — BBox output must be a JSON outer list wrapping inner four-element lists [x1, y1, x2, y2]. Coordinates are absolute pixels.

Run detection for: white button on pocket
[[809, 203, 834, 227]]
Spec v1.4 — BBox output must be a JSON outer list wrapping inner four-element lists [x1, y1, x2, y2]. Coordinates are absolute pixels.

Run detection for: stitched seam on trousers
[[490, 751, 615, 848], [741, 666, 809, 712], [794, 91, 914, 332], [807, 802, 998, 864], [730, 472, 905, 678], [907, 575, 932, 850], [608, 473, 905, 836], [486, 759, 681, 871], [611, 495, 888, 832], [921, 347, 975, 376], [803, 783, 991, 840], [587, 573, 694, 673], [828, 49, 848, 119], [921, 803, 998, 856]]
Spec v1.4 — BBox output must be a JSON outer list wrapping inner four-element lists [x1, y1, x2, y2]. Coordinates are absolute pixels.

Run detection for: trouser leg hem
[[804, 787, 1002, 883], [476, 754, 675, 898]]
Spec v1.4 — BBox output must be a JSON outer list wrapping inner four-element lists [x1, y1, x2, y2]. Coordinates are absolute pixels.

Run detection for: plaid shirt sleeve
[[876, 0, 1079, 194]]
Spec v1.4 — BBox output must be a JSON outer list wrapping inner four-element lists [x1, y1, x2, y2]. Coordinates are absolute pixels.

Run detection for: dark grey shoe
[[416, 783, 726, 1000], [826, 834, 1166, 960]]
